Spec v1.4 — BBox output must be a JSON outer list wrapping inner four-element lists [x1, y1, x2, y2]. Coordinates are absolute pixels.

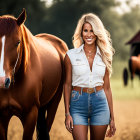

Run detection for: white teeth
[[87, 39, 92, 41]]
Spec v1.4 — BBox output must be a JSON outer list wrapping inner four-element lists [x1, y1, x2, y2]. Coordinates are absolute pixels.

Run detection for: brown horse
[[0, 9, 68, 140], [128, 54, 140, 86]]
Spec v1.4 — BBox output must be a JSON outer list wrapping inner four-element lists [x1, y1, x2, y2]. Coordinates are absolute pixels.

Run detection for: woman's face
[[82, 22, 96, 46]]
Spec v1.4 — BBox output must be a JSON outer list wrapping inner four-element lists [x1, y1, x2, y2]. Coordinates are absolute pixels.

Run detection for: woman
[[64, 13, 116, 140]]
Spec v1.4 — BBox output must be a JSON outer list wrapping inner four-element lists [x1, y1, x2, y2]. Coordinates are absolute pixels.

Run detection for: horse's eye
[[16, 41, 20, 47]]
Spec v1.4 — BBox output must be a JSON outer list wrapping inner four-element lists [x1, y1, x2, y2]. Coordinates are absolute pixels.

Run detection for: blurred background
[[1, 0, 140, 139]]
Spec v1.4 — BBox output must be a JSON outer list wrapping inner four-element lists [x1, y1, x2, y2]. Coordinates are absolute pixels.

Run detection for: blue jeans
[[70, 89, 110, 125]]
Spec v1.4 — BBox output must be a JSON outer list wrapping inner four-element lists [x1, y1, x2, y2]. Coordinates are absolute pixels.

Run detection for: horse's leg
[[129, 58, 133, 87], [36, 82, 63, 140], [46, 81, 63, 132], [139, 73, 140, 85], [36, 107, 50, 140], [131, 72, 134, 88], [0, 116, 10, 140], [21, 106, 38, 140], [123, 68, 129, 86], [138, 69, 140, 84]]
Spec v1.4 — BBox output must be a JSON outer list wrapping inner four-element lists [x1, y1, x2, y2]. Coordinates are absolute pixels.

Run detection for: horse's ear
[[17, 8, 26, 26]]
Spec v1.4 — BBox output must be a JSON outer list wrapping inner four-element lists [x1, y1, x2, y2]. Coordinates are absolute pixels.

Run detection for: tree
[[0, 0, 47, 34], [43, 0, 117, 48], [1, 0, 139, 61]]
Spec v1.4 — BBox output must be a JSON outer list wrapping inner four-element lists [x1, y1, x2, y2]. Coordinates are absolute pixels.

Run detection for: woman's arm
[[64, 54, 73, 133], [103, 68, 116, 137]]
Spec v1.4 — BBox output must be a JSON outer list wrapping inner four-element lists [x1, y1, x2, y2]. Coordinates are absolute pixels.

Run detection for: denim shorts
[[70, 89, 110, 125]]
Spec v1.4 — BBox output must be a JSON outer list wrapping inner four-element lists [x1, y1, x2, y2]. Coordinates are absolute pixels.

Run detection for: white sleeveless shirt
[[66, 44, 106, 88]]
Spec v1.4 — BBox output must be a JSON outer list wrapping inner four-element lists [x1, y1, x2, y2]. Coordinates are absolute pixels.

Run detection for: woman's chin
[[85, 42, 95, 46]]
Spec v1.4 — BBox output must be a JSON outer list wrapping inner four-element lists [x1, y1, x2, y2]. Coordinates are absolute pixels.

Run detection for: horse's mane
[[20, 25, 32, 73]]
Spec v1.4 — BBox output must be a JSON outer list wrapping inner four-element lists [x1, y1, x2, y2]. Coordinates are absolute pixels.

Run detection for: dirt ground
[[8, 99, 140, 140]]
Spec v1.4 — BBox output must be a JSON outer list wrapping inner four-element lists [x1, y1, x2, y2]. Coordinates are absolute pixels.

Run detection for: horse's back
[[34, 33, 68, 105], [35, 33, 68, 59], [35, 33, 68, 78]]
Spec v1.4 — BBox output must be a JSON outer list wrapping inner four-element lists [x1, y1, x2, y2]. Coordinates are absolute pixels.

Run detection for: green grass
[[110, 77, 140, 100], [112, 59, 128, 79], [110, 59, 140, 100]]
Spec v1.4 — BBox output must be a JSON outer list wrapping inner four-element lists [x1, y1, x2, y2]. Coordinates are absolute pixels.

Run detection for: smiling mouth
[[86, 38, 93, 41]]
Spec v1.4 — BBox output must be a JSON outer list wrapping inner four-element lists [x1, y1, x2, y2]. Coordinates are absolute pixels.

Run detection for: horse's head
[[0, 9, 26, 89]]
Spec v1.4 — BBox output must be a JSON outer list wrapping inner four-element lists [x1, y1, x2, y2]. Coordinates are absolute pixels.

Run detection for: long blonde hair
[[72, 13, 115, 76]]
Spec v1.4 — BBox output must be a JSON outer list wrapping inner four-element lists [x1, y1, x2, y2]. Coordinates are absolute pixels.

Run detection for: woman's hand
[[106, 119, 116, 137], [65, 114, 73, 133]]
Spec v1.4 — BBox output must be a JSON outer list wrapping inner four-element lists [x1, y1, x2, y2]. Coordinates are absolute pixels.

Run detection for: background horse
[[123, 54, 140, 87], [123, 54, 140, 86], [0, 9, 68, 140], [129, 54, 140, 86]]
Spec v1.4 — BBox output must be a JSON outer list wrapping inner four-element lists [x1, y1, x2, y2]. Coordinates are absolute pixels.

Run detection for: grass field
[[111, 60, 140, 100], [111, 77, 140, 100], [7, 76, 140, 140], [7, 60, 140, 140]]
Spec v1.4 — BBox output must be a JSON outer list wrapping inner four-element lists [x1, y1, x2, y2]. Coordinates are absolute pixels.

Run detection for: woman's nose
[[87, 32, 92, 37]]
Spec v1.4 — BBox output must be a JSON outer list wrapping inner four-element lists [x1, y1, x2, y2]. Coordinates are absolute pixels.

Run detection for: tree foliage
[[44, 0, 117, 48], [0, 0, 47, 34], [0, 0, 140, 61]]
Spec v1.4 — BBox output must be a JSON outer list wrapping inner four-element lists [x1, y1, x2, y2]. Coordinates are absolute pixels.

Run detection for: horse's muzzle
[[0, 77, 11, 89]]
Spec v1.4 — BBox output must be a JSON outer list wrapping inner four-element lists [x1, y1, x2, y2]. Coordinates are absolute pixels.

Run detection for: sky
[[115, 0, 140, 14], [41, 0, 53, 7]]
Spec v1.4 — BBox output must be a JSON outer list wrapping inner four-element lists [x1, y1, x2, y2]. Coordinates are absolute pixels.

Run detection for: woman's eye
[[90, 30, 93, 32], [83, 29, 88, 32]]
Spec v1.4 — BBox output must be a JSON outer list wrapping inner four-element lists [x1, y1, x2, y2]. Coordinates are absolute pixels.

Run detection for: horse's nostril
[[5, 78, 11, 88]]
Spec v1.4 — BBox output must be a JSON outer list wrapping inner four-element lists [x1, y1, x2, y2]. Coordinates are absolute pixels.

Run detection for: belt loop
[[81, 87, 83, 95], [93, 87, 96, 93]]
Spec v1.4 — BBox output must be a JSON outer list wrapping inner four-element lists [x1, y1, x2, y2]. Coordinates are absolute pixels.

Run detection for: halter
[[11, 46, 21, 84]]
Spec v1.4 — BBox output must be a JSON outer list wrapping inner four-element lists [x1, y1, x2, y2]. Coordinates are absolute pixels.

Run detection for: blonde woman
[[64, 13, 116, 140]]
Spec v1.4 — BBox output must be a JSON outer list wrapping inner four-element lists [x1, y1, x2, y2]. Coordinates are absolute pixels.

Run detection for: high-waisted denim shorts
[[70, 89, 110, 125]]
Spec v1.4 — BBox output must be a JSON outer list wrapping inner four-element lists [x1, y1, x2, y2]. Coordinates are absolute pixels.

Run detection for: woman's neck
[[84, 43, 96, 52]]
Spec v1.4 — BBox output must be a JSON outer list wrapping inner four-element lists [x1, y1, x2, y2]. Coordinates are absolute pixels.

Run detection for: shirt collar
[[96, 46, 102, 56], [75, 44, 84, 53], [75, 44, 102, 56]]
